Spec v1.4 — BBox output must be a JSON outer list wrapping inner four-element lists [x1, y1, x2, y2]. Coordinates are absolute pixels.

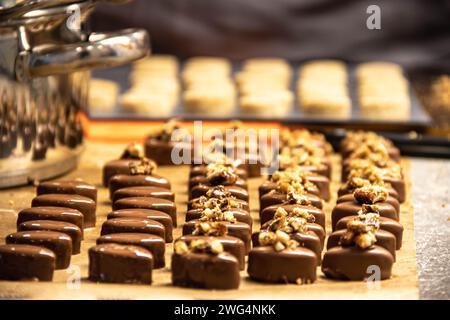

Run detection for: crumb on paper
[[8, 200, 14, 206]]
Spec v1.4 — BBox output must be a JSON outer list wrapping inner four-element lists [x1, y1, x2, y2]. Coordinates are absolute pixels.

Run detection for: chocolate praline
[[171, 252, 240, 290], [112, 197, 177, 227], [338, 184, 399, 201], [259, 177, 330, 202], [31, 194, 96, 228], [260, 191, 323, 212], [112, 186, 175, 202], [176, 235, 246, 270], [185, 208, 252, 227], [260, 204, 325, 229], [190, 165, 248, 180], [190, 185, 249, 202], [97, 233, 165, 269], [109, 174, 171, 199], [37, 180, 97, 202], [248, 246, 317, 284], [17, 206, 84, 231], [187, 197, 250, 212], [101, 218, 166, 242], [6, 231, 72, 269], [322, 245, 394, 281], [336, 193, 400, 214], [188, 175, 248, 192], [18, 220, 82, 254], [89, 244, 153, 284], [0, 244, 56, 281], [107, 209, 173, 242], [145, 137, 192, 166], [102, 158, 143, 187]]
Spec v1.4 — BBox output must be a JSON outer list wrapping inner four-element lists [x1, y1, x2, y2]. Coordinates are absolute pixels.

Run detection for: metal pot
[[0, 0, 149, 188]]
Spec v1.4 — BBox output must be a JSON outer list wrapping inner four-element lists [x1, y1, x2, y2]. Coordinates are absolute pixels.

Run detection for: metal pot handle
[[15, 28, 149, 80]]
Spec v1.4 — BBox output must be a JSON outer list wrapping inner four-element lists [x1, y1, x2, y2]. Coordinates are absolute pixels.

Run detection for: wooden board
[[0, 142, 419, 299]]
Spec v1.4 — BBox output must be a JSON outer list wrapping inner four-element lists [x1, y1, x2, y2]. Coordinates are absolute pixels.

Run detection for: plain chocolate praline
[[31, 193, 96, 228], [336, 193, 400, 214], [18, 220, 82, 255], [97, 233, 165, 269], [185, 208, 252, 227], [107, 209, 173, 242], [331, 201, 398, 230], [101, 218, 165, 241], [6, 231, 72, 269], [248, 246, 317, 284], [176, 235, 246, 270], [112, 197, 177, 227], [17, 206, 84, 231], [190, 185, 249, 201], [326, 229, 397, 260], [89, 244, 153, 284], [37, 180, 97, 202], [259, 191, 323, 212], [171, 252, 240, 290], [335, 215, 404, 250], [322, 245, 394, 281], [0, 244, 56, 281], [109, 174, 171, 199], [260, 204, 326, 229], [182, 220, 252, 253], [102, 159, 142, 187], [112, 186, 174, 202]]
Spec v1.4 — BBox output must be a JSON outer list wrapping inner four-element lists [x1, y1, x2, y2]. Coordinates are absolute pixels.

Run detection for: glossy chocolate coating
[[107, 209, 173, 242], [0, 244, 55, 281], [322, 245, 394, 281], [112, 197, 177, 227], [18, 220, 82, 255], [331, 201, 398, 230], [186, 208, 252, 227], [260, 204, 325, 229], [190, 185, 249, 202], [338, 184, 399, 201], [109, 174, 171, 199], [252, 231, 322, 265], [334, 215, 404, 250], [113, 186, 174, 202], [89, 244, 153, 284], [190, 165, 248, 180], [171, 252, 240, 289], [101, 218, 165, 242], [187, 197, 250, 212], [37, 180, 97, 202], [102, 159, 142, 187], [188, 175, 248, 192], [145, 138, 192, 166], [97, 233, 165, 269], [326, 229, 396, 260], [176, 235, 246, 270], [260, 191, 323, 212], [337, 193, 400, 214], [383, 177, 406, 203], [17, 206, 84, 231], [248, 246, 317, 284], [294, 164, 331, 179], [6, 231, 72, 269], [183, 220, 252, 253], [32, 194, 96, 228]]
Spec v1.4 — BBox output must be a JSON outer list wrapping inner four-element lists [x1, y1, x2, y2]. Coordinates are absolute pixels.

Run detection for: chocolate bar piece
[[248, 246, 317, 284], [337, 193, 400, 214], [176, 235, 245, 270], [107, 209, 173, 242], [101, 218, 165, 241], [183, 220, 251, 253], [32, 194, 96, 228], [331, 202, 398, 230], [260, 191, 323, 211], [260, 204, 325, 229], [112, 186, 174, 202], [102, 159, 142, 187], [0, 244, 55, 281], [89, 244, 153, 284], [6, 231, 72, 269], [18, 220, 82, 255], [97, 233, 165, 269], [322, 245, 394, 280], [109, 175, 171, 199], [17, 206, 84, 231], [335, 215, 403, 249], [37, 180, 97, 202], [327, 229, 396, 260], [190, 185, 249, 201], [186, 208, 252, 227], [112, 197, 177, 227]]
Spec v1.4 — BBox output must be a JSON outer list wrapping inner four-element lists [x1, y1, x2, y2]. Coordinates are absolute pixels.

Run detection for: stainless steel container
[[0, 0, 149, 188]]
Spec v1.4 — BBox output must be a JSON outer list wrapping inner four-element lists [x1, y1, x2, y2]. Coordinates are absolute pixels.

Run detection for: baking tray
[[88, 63, 432, 131]]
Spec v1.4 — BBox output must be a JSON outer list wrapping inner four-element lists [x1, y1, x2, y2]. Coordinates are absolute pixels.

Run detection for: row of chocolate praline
[[322, 131, 405, 280], [0, 180, 97, 280]]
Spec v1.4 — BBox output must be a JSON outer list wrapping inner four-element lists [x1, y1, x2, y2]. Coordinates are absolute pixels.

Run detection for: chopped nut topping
[[263, 207, 310, 234], [270, 168, 318, 194], [258, 230, 299, 252], [290, 207, 316, 223], [192, 221, 228, 236], [206, 164, 238, 185], [205, 186, 233, 199], [120, 142, 144, 159], [174, 239, 224, 255], [129, 158, 157, 175], [199, 207, 237, 223], [174, 240, 189, 254], [339, 219, 377, 249], [353, 185, 388, 204]]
